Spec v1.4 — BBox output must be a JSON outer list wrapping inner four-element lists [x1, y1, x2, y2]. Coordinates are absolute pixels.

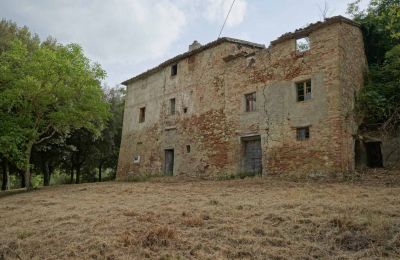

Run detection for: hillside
[[1, 173, 400, 259]]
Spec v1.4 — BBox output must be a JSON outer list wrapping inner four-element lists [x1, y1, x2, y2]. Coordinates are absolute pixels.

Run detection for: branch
[[35, 130, 56, 145]]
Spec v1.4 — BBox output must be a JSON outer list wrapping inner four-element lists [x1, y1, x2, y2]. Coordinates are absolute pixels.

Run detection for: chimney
[[189, 40, 202, 51]]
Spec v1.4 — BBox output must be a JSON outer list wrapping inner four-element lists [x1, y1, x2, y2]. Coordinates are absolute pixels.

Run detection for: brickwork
[[117, 16, 367, 180]]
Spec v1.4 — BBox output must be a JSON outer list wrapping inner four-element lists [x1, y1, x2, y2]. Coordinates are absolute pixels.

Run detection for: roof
[[122, 15, 360, 86], [270, 15, 360, 46], [121, 37, 265, 85]]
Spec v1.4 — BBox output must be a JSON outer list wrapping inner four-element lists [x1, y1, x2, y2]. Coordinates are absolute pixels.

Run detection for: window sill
[[296, 99, 313, 104]]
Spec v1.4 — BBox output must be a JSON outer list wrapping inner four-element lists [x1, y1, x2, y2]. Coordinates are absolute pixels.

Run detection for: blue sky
[[0, 0, 370, 86]]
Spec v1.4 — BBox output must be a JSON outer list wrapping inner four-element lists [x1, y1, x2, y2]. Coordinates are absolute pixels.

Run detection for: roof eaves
[[121, 37, 265, 85]]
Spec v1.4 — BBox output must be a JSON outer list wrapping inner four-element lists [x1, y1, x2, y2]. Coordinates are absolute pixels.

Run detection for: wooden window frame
[[296, 127, 310, 141], [296, 79, 312, 102], [245, 92, 256, 112]]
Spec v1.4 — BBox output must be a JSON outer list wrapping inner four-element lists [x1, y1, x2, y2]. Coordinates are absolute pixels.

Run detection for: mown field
[[1, 171, 400, 259]]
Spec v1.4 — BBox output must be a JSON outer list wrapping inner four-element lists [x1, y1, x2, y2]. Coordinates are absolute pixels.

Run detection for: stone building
[[117, 16, 367, 180]]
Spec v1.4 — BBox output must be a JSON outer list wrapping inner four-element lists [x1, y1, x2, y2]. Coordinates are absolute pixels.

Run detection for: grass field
[[1, 171, 400, 259]]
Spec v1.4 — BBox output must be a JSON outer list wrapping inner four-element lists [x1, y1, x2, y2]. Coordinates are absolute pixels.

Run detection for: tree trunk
[[48, 164, 54, 185], [75, 166, 81, 184], [70, 167, 74, 184], [19, 170, 26, 188], [98, 163, 102, 182], [24, 142, 34, 190], [43, 160, 50, 186], [1, 160, 9, 191]]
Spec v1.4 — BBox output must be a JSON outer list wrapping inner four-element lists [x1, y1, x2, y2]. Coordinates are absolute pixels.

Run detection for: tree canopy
[[0, 20, 110, 189], [348, 0, 400, 134]]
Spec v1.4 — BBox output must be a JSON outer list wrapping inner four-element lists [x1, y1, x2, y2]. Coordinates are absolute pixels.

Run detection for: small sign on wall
[[133, 155, 141, 164]]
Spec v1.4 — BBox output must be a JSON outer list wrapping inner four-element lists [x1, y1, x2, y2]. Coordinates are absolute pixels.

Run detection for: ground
[[1, 171, 400, 259]]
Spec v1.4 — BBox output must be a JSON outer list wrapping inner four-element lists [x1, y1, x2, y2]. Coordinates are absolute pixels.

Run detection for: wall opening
[[164, 149, 174, 176], [365, 142, 383, 168], [245, 92, 256, 112], [241, 136, 262, 175], [296, 79, 312, 102], [171, 64, 178, 76], [354, 139, 367, 168], [170, 98, 176, 115], [296, 37, 310, 52], [139, 107, 146, 123], [186, 145, 191, 153]]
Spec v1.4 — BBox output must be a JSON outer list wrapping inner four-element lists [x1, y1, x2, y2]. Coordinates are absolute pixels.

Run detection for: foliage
[[0, 20, 110, 189], [358, 46, 400, 131], [348, 0, 400, 134]]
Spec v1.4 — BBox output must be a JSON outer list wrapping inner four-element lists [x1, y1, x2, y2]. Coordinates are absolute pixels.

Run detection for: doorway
[[365, 142, 383, 168], [164, 149, 174, 176], [242, 136, 262, 175]]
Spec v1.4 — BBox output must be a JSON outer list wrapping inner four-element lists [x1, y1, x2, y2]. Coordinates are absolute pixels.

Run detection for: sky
[[0, 0, 370, 87]]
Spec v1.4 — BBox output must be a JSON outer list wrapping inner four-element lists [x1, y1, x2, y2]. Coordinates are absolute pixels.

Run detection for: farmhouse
[[117, 16, 368, 179]]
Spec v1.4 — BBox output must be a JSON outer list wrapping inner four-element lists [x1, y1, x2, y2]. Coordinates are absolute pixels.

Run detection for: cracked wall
[[117, 20, 367, 180]]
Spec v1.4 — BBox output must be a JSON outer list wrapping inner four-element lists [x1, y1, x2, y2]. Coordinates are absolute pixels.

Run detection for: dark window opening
[[365, 142, 383, 168], [296, 127, 310, 141], [183, 107, 188, 113], [245, 92, 256, 112], [186, 145, 191, 153], [170, 98, 176, 115], [171, 64, 178, 76], [139, 107, 146, 123], [296, 80, 312, 102]]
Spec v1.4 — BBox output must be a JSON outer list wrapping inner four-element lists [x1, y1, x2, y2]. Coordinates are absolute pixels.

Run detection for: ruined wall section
[[338, 23, 368, 171], [117, 20, 367, 179], [117, 42, 260, 179], [223, 23, 350, 175]]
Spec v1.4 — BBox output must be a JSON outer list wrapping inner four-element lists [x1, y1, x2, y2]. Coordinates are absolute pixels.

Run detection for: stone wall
[[117, 19, 367, 180]]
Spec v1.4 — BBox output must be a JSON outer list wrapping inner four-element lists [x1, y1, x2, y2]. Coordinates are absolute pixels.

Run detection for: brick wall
[[117, 19, 366, 180]]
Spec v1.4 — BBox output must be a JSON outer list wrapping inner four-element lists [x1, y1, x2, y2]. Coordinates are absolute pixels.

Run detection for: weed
[[182, 216, 204, 227], [141, 226, 176, 247], [16, 230, 34, 240]]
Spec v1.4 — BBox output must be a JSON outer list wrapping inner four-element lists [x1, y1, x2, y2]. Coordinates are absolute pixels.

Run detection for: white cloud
[[203, 0, 247, 27], [0, 0, 187, 83]]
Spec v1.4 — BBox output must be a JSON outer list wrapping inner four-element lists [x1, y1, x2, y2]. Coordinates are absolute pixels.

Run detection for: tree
[[348, 0, 400, 134], [65, 86, 125, 183], [93, 86, 125, 181], [1, 157, 9, 190], [0, 38, 109, 189], [31, 135, 67, 186]]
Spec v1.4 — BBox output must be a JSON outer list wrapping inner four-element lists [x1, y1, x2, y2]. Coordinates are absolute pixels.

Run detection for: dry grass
[[1, 170, 400, 259]]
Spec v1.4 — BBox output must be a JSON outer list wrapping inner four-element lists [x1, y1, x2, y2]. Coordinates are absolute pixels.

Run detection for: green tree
[[92, 86, 125, 181], [65, 86, 125, 184], [0, 39, 109, 189], [348, 0, 400, 134]]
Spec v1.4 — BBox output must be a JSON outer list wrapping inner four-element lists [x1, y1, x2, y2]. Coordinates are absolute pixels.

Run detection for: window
[[296, 80, 312, 102], [171, 64, 178, 76], [186, 145, 191, 153], [170, 98, 176, 115], [183, 107, 188, 113], [296, 127, 310, 141], [245, 92, 256, 112], [133, 155, 141, 164], [139, 107, 146, 123], [296, 37, 310, 52]]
